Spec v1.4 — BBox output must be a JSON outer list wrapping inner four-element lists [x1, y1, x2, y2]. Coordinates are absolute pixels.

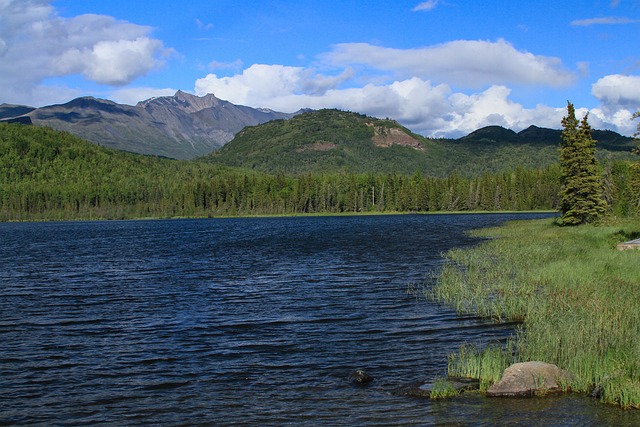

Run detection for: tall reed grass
[[428, 218, 640, 408]]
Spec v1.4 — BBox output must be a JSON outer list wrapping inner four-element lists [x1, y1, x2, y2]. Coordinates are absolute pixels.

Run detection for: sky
[[1, 0, 639, 138]]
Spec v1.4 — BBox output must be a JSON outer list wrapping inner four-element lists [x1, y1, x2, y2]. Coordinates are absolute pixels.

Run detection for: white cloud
[[194, 63, 636, 138], [591, 74, 640, 108], [194, 64, 354, 105], [589, 74, 640, 135], [54, 37, 166, 86], [110, 87, 178, 106], [570, 16, 639, 26], [445, 86, 566, 136], [413, 1, 439, 12], [322, 40, 576, 88], [0, 0, 171, 106], [589, 107, 635, 136], [195, 64, 559, 137]]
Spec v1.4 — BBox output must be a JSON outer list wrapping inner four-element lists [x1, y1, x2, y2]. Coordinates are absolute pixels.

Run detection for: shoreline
[[430, 217, 640, 408], [0, 209, 558, 224]]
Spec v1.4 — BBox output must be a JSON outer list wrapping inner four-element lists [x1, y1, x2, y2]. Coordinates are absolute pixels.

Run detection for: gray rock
[[393, 381, 432, 398], [486, 361, 571, 397], [349, 369, 373, 385]]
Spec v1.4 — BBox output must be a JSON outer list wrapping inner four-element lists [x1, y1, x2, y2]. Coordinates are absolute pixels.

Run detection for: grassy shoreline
[[429, 217, 640, 408]]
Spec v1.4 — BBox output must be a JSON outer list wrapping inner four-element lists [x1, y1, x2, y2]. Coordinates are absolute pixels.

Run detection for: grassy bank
[[429, 218, 640, 408]]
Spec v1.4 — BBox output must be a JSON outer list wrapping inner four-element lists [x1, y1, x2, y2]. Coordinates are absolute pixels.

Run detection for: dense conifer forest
[[1, 122, 638, 221]]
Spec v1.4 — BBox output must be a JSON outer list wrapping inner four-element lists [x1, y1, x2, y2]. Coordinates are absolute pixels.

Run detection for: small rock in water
[[349, 369, 373, 385], [392, 381, 431, 398]]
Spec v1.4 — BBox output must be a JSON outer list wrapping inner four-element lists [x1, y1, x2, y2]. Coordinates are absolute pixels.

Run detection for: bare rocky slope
[[0, 91, 300, 159]]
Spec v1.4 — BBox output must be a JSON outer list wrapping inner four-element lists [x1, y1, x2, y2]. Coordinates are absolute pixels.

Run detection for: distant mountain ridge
[[0, 91, 300, 159], [0, 93, 635, 163], [460, 124, 633, 152]]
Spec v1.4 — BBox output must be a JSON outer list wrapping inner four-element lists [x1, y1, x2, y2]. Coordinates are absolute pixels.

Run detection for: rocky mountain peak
[[138, 91, 223, 114]]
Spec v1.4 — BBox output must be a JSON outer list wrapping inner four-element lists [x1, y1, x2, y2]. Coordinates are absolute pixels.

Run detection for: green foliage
[[206, 109, 437, 175], [431, 218, 640, 408], [205, 109, 636, 178], [429, 378, 460, 399], [633, 111, 640, 155], [447, 343, 513, 391], [558, 102, 608, 225], [0, 122, 569, 221], [0, 121, 637, 221]]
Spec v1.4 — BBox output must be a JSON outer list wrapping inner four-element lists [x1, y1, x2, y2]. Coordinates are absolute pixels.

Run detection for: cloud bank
[[322, 40, 576, 88], [195, 42, 638, 137], [0, 0, 171, 106], [195, 65, 570, 137]]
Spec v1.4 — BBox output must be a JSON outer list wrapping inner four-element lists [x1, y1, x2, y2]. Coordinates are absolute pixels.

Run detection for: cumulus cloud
[[0, 0, 171, 106], [110, 87, 178, 106], [194, 64, 354, 105], [195, 63, 637, 137], [322, 40, 576, 88], [592, 74, 640, 108], [195, 64, 567, 137], [588, 74, 640, 135], [54, 37, 166, 86]]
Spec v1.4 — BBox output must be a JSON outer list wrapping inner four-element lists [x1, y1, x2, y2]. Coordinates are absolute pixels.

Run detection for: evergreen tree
[[630, 112, 640, 216], [633, 111, 640, 155], [558, 102, 607, 225]]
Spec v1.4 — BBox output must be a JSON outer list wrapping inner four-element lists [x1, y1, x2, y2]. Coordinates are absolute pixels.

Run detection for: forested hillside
[[206, 109, 636, 177], [1, 123, 637, 221]]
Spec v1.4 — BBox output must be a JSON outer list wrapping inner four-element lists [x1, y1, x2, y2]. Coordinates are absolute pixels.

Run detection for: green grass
[[429, 217, 640, 408], [429, 378, 460, 399], [447, 342, 515, 392]]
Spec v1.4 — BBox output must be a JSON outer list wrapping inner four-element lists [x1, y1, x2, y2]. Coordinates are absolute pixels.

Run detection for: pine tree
[[633, 111, 640, 156], [631, 111, 640, 216], [558, 102, 607, 225]]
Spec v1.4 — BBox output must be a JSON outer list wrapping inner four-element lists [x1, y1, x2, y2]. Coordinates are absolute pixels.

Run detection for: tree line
[[0, 122, 638, 221]]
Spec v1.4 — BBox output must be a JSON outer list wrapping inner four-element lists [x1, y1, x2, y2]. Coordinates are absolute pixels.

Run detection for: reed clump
[[429, 378, 460, 399], [429, 218, 640, 408]]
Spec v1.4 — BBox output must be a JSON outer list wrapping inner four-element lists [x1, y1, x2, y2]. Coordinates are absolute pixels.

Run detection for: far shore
[[0, 209, 558, 224]]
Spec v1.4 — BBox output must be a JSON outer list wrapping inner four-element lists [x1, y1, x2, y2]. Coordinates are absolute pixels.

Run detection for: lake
[[1, 214, 638, 426]]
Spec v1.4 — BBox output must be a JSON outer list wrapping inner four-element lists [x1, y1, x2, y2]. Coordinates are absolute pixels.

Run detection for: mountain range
[[0, 91, 301, 159], [0, 92, 635, 170]]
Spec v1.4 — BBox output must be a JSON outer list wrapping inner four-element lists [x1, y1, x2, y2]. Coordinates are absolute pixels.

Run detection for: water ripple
[[3, 214, 629, 426]]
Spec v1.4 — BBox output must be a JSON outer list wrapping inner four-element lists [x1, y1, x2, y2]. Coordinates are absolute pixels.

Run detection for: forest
[[1, 122, 639, 221]]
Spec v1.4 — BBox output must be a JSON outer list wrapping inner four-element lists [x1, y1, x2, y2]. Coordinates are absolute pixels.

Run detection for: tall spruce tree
[[633, 111, 640, 155], [558, 102, 607, 225]]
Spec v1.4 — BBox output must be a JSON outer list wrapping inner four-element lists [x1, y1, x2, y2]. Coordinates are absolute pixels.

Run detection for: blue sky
[[1, 0, 638, 137]]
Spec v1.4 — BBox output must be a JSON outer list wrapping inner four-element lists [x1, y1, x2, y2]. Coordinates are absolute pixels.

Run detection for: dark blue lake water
[[1, 214, 638, 426]]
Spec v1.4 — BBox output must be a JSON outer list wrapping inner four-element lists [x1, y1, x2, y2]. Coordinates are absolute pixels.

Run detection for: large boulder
[[487, 361, 571, 397]]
